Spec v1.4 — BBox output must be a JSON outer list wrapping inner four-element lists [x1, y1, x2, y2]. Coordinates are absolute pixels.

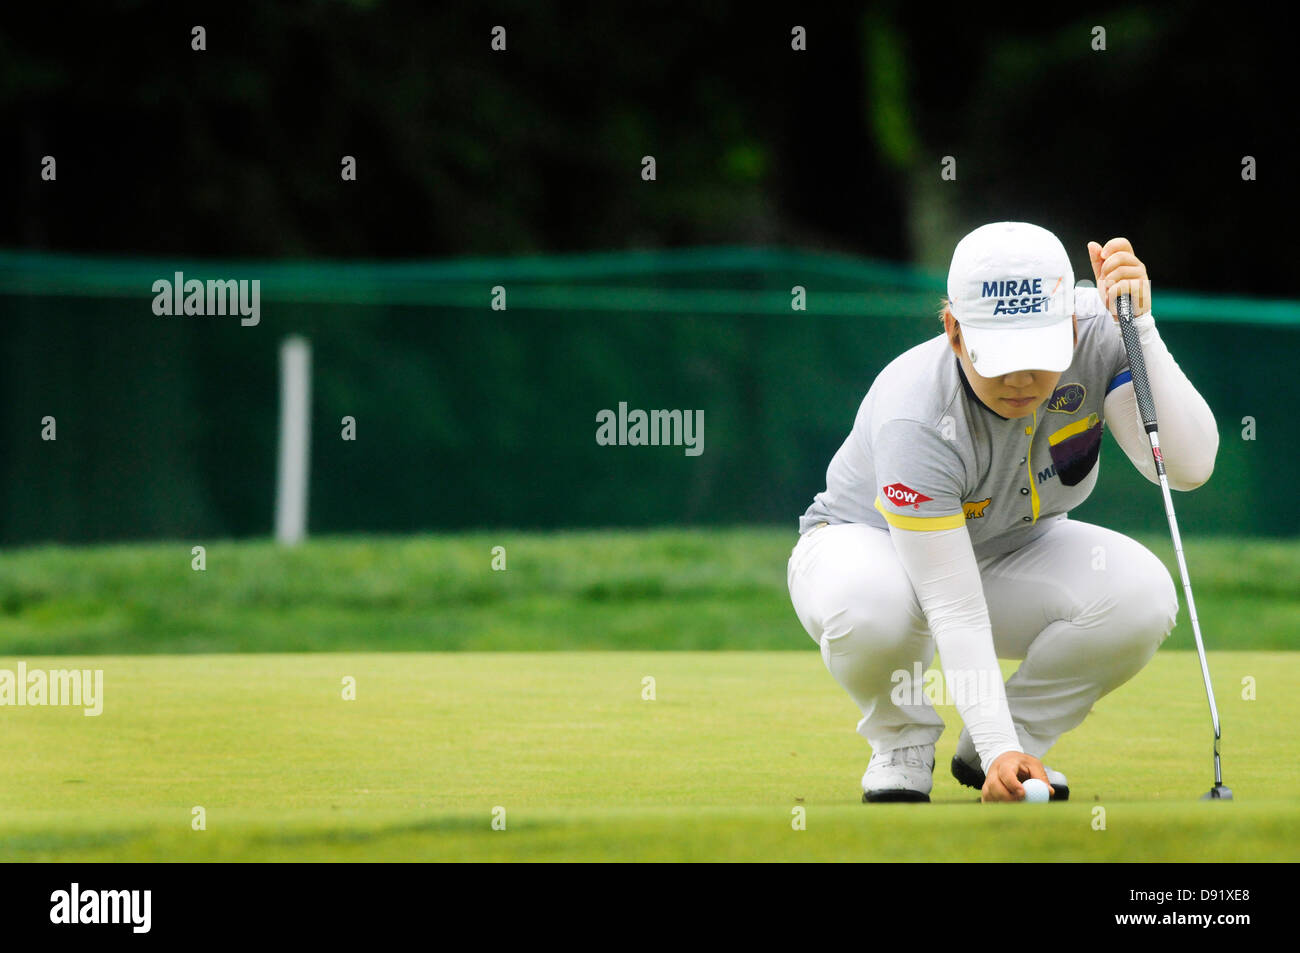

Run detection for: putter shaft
[[1115, 293, 1225, 791]]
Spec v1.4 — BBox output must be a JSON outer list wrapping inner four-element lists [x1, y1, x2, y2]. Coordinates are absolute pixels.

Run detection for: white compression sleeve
[[887, 523, 1021, 775], [1104, 313, 1219, 490]]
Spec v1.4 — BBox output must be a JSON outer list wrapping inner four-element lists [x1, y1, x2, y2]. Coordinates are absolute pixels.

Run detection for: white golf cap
[[946, 222, 1075, 377]]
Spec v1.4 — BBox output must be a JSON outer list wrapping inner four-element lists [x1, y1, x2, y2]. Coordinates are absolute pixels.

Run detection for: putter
[[1116, 291, 1232, 800]]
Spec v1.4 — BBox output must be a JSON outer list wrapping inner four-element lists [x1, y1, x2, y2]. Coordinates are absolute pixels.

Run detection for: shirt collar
[[956, 356, 1014, 421]]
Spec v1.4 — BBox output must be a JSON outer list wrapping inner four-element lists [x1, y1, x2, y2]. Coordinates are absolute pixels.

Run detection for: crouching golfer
[[787, 222, 1218, 802]]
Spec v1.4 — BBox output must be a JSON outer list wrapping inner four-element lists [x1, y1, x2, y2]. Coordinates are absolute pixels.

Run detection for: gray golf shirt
[[800, 286, 1130, 555]]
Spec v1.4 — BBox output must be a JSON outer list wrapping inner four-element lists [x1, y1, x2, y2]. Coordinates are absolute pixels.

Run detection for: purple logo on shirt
[[1047, 382, 1086, 414]]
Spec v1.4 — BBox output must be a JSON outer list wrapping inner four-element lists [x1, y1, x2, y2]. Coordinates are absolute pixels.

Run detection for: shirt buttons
[[1020, 457, 1027, 465], [1021, 516, 1032, 522], [1020, 487, 1029, 495]]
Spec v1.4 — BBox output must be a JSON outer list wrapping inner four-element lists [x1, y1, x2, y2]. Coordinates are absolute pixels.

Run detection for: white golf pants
[[786, 518, 1179, 759]]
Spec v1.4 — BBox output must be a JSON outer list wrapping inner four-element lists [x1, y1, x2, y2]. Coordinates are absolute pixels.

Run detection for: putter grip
[[1116, 294, 1158, 433]]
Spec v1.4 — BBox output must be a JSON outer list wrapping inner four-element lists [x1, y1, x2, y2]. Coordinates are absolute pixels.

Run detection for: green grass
[[1, 530, 1296, 860], [1, 530, 1297, 653], [0, 651, 1294, 861]]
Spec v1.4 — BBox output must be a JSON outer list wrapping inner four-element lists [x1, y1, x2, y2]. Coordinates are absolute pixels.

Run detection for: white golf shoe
[[861, 743, 935, 803]]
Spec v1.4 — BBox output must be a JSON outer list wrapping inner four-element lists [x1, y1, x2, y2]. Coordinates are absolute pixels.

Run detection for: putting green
[[0, 651, 1293, 861]]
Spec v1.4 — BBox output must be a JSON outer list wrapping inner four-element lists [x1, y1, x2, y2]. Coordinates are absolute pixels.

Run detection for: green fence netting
[[1, 247, 1295, 543]]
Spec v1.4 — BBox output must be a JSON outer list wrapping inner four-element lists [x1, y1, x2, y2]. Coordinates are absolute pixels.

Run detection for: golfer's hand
[[982, 751, 1055, 802], [1088, 238, 1151, 319]]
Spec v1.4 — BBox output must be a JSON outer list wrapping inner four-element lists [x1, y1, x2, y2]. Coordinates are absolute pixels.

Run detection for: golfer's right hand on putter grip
[[1116, 293, 1159, 433]]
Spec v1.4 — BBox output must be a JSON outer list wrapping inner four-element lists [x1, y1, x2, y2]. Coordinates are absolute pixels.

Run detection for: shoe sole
[[862, 790, 930, 803], [950, 755, 1070, 801]]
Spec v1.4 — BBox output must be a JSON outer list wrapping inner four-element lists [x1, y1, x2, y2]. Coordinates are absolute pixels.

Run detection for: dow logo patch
[[882, 482, 932, 509], [1047, 382, 1086, 414]]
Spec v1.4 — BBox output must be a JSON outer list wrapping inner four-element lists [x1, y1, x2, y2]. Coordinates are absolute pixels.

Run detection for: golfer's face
[[965, 362, 1062, 419], [950, 314, 1077, 419]]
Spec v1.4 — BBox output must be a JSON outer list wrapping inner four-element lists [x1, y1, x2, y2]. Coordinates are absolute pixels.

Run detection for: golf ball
[[1022, 778, 1051, 803]]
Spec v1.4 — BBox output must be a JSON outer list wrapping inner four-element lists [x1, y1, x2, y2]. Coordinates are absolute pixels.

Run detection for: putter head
[[1201, 785, 1234, 800]]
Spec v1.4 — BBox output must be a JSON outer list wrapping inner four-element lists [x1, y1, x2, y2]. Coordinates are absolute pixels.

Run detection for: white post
[[275, 336, 312, 545]]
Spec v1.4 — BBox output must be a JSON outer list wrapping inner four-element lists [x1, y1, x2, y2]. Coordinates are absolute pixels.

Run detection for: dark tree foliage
[[3, 1, 1289, 292]]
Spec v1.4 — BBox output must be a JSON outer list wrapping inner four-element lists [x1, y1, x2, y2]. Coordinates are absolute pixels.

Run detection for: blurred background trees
[[3, 2, 1290, 292], [0, 2, 1293, 543]]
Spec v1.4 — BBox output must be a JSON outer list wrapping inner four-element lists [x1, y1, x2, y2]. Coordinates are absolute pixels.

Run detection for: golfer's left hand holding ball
[[786, 222, 1220, 803]]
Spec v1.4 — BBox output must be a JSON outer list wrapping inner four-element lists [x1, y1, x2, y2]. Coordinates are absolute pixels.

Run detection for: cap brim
[[961, 319, 1074, 377]]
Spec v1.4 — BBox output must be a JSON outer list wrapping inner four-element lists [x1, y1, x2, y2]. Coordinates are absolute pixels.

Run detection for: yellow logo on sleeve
[[963, 498, 992, 519]]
